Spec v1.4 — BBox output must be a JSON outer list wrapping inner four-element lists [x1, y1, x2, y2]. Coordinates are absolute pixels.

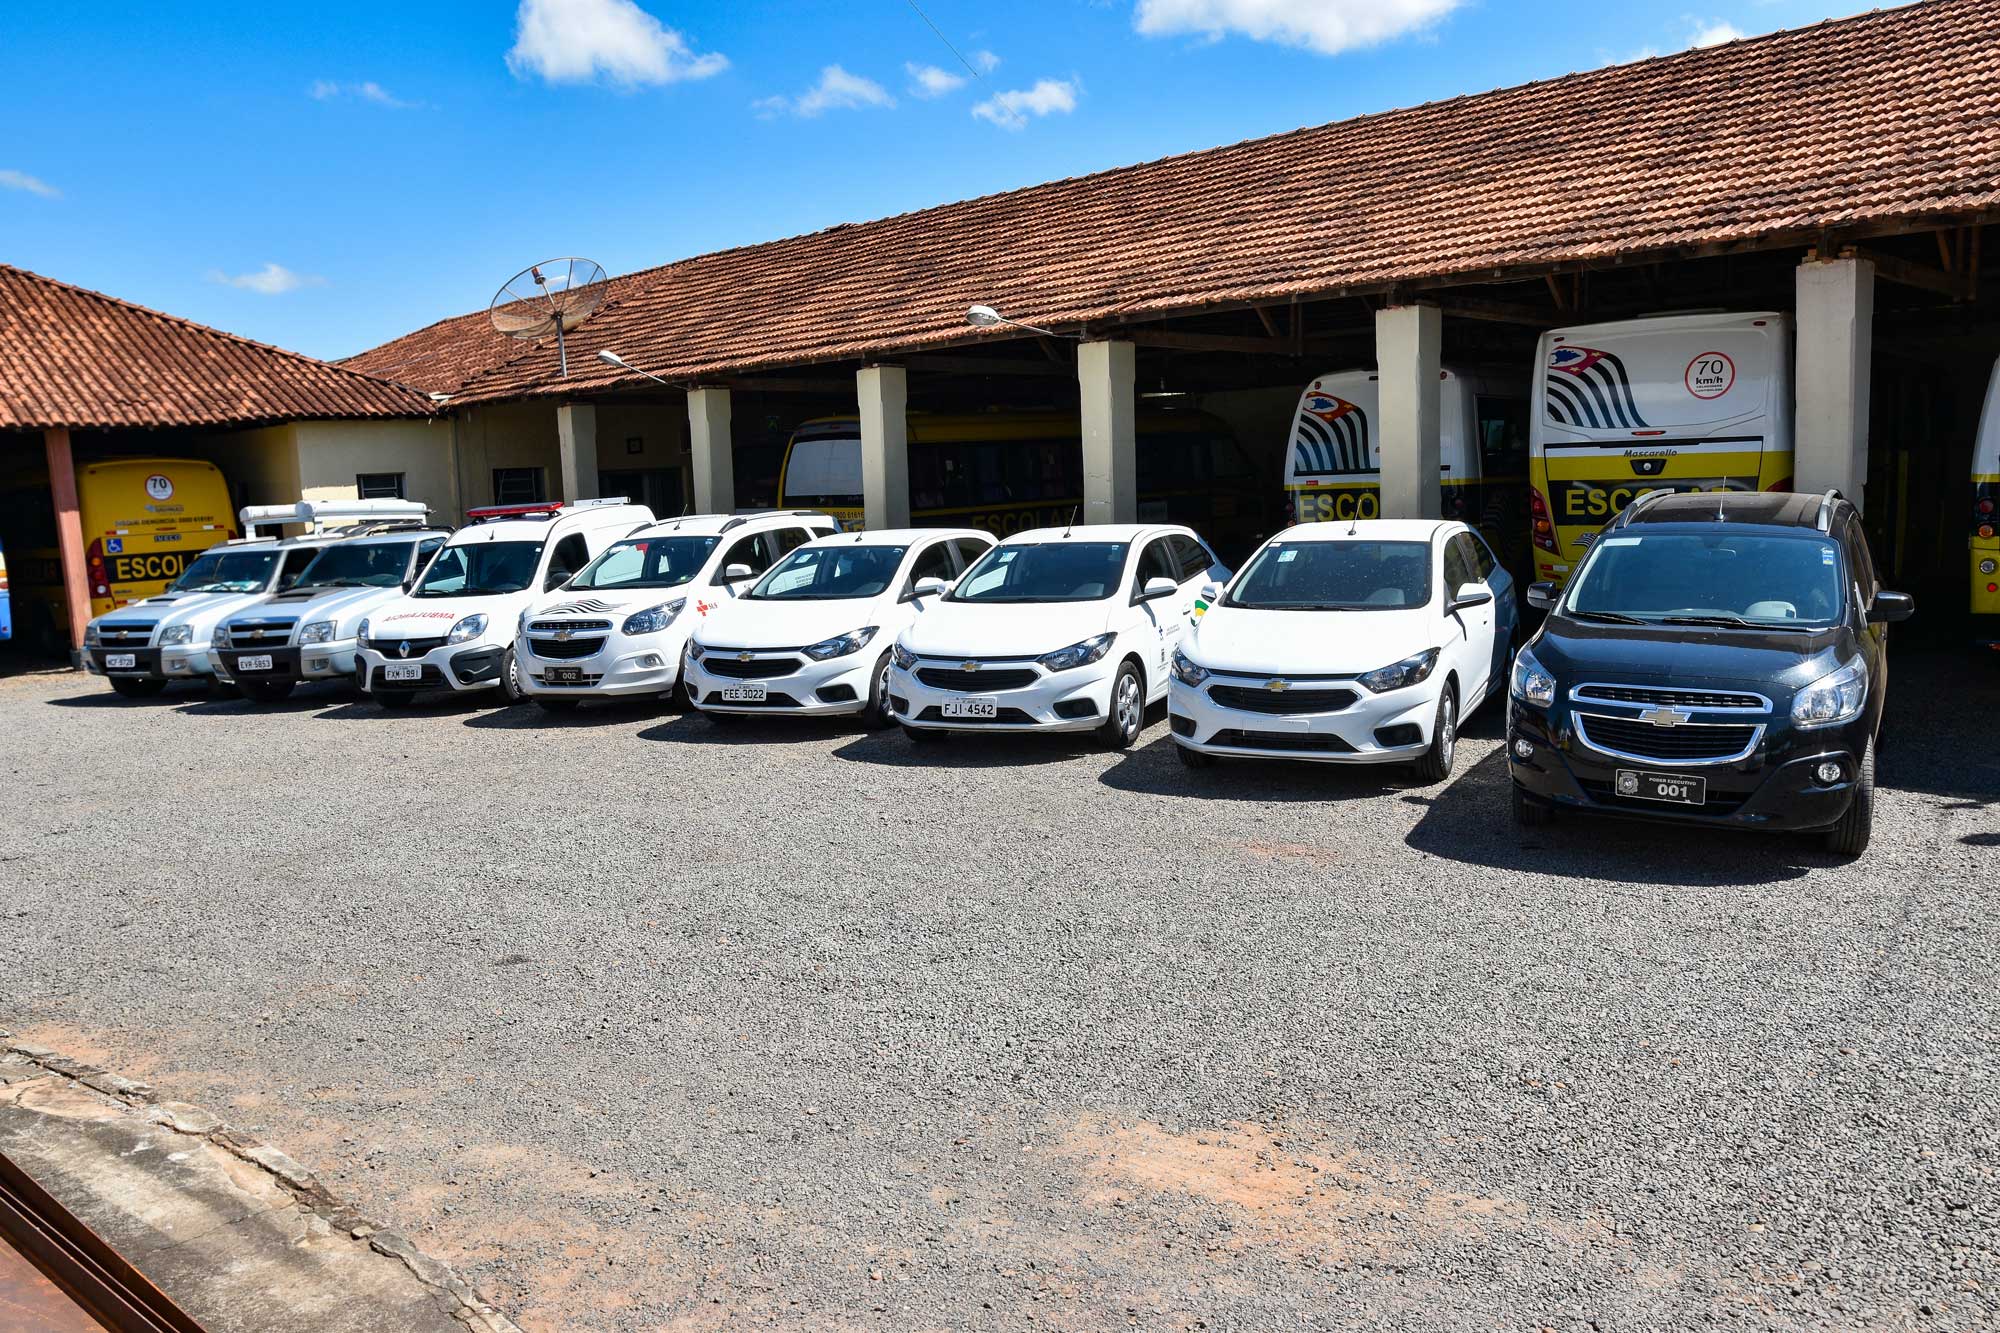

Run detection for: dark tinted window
[[1443, 535, 1477, 593], [721, 532, 778, 577], [907, 541, 954, 586], [955, 542, 1129, 602], [1475, 396, 1530, 476], [1227, 540, 1433, 610], [277, 547, 320, 590], [1169, 534, 1212, 582], [1569, 531, 1844, 626], [1463, 531, 1498, 580], [952, 537, 991, 570], [773, 527, 812, 557], [1135, 538, 1178, 591], [547, 534, 590, 585]]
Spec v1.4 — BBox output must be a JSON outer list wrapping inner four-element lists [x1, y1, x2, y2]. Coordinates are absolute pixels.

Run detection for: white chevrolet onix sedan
[[890, 523, 1229, 749], [1168, 519, 1516, 781], [686, 528, 994, 727]]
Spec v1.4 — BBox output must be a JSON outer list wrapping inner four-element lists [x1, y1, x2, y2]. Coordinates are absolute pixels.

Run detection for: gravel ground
[[1, 650, 1995, 1332]]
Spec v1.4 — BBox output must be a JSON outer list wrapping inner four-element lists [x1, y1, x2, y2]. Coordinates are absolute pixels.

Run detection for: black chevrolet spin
[[1506, 490, 1913, 857]]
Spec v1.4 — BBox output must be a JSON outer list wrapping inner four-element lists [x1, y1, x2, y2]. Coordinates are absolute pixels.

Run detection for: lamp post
[[965, 305, 1072, 339], [596, 348, 679, 387]]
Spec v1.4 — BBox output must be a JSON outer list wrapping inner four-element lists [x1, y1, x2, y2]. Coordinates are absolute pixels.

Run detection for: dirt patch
[[1229, 839, 1345, 868]]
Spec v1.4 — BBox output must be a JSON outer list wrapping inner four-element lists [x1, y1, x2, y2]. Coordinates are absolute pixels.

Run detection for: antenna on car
[[1063, 506, 1077, 538], [1347, 508, 1360, 537]]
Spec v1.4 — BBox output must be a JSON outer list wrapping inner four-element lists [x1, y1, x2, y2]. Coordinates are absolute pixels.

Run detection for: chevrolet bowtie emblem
[[960, 661, 980, 672], [251, 627, 265, 639], [1265, 678, 1289, 692], [1639, 706, 1690, 728], [554, 626, 573, 641], [737, 651, 753, 662]]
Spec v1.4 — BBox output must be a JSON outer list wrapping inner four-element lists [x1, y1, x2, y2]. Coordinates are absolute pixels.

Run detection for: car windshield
[[1567, 531, 1845, 626], [571, 535, 719, 590], [951, 542, 1129, 603], [295, 541, 415, 589], [1225, 540, 1432, 610], [749, 544, 908, 600], [413, 541, 544, 597], [168, 548, 280, 593]]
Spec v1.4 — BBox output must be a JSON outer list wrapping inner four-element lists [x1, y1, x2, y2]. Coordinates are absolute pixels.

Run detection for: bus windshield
[[750, 545, 907, 600], [571, 536, 719, 591], [1567, 532, 1843, 627], [169, 548, 280, 594], [1226, 540, 1432, 610], [952, 542, 1128, 603], [413, 542, 544, 597]]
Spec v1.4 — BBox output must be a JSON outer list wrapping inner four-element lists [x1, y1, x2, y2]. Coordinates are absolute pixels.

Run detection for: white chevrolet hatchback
[[687, 528, 994, 726], [890, 523, 1229, 749], [1168, 520, 1516, 780]]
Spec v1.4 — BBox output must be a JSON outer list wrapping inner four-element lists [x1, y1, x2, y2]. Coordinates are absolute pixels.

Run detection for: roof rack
[[1612, 488, 1674, 529], [338, 518, 446, 538], [239, 498, 430, 537], [1814, 488, 1843, 532], [719, 509, 828, 532]]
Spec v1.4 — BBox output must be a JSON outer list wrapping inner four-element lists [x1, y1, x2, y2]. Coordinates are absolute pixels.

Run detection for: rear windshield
[[414, 541, 544, 597], [169, 548, 279, 594], [1567, 531, 1844, 627], [952, 542, 1128, 603], [1226, 540, 1432, 610], [750, 544, 907, 600], [295, 541, 414, 589]]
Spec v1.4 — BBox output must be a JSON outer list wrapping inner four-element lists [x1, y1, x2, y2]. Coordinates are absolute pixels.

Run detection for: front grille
[[918, 666, 1039, 692], [1208, 728, 1356, 753], [703, 690, 800, 708], [528, 636, 606, 660], [702, 655, 804, 680], [224, 618, 297, 647], [1208, 684, 1357, 715], [916, 706, 1036, 725], [1574, 684, 1767, 711], [97, 623, 155, 649], [1574, 713, 1760, 762], [528, 618, 612, 632], [367, 636, 448, 657]]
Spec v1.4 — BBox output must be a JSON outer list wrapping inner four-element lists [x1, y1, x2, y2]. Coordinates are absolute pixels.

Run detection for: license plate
[[237, 654, 273, 672], [544, 666, 583, 684], [1615, 769, 1706, 805], [382, 663, 422, 682], [721, 683, 767, 702], [105, 653, 136, 670], [942, 696, 998, 719]]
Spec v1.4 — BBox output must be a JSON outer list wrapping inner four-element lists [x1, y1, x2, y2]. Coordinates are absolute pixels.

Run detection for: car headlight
[[299, 620, 335, 645], [211, 624, 230, 649], [687, 638, 707, 661], [1792, 657, 1867, 729], [446, 613, 488, 645], [356, 617, 371, 645], [159, 624, 193, 647], [1358, 647, 1440, 694], [891, 642, 918, 671], [802, 626, 878, 661], [1037, 633, 1116, 673], [1510, 645, 1556, 707], [83, 621, 102, 646], [622, 598, 686, 636], [1170, 646, 1209, 687]]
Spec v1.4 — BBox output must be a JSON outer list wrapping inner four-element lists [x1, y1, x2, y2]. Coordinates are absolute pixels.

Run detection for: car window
[[277, 547, 320, 590], [774, 527, 812, 558], [1845, 523, 1879, 602], [1443, 536, 1476, 596], [1226, 539, 1433, 611], [1169, 534, 1212, 582], [907, 541, 955, 587], [415, 537, 446, 568], [1134, 538, 1178, 592], [953, 542, 1129, 603], [546, 533, 590, 586], [1463, 531, 1499, 581], [573, 535, 718, 590], [1568, 531, 1845, 626], [952, 537, 991, 572], [720, 532, 777, 577]]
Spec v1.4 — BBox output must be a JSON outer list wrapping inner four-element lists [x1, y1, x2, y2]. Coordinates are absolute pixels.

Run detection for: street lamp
[[966, 305, 1070, 339], [597, 348, 676, 387]]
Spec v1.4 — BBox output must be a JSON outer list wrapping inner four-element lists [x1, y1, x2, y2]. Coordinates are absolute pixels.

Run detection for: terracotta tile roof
[[345, 0, 2000, 407], [0, 264, 435, 431]]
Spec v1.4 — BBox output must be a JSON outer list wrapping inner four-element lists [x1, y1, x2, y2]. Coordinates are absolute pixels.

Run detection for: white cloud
[[757, 65, 895, 118], [205, 263, 326, 296], [508, 0, 728, 88], [971, 78, 1078, 130], [1133, 0, 1460, 56], [1688, 18, 1746, 46], [309, 79, 417, 107], [0, 169, 59, 198], [906, 62, 966, 98], [973, 49, 1001, 72]]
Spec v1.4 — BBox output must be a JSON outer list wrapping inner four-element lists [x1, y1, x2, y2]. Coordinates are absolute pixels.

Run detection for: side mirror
[[1868, 590, 1915, 623], [902, 576, 948, 603], [401, 577, 414, 593], [1525, 581, 1558, 611], [1139, 576, 1178, 603], [1449, 583, 1494, 612], [1200, 581, 1222, 605], [721, 563, 755, 582]]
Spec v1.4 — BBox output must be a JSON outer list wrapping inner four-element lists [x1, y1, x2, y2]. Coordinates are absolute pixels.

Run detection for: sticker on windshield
[[1277, 549, 1298, 563], [1821, 548, 1836, 564], [1597, 536, 1641, 547]]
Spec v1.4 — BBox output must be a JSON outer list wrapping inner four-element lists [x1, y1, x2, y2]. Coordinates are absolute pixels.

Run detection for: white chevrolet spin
[[687, 528, 994, 727], [1168, 519, 1517, 780], [514, 510, 837, 711], [356, 499, 654, 708], [889, 524, 1230, 749]]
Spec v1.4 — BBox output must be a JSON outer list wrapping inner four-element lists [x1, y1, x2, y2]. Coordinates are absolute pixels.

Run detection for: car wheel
[[1098, 661, 1144, 751], [704, 707, 741, 725], [108, 676, 167, 699], [1511, 783, 1553, 827], [498, 647, 524, 703], [534, 696, 579, 714], [370, 690, 414, 710], [1413, 686, 1457, 783], [901, 722, 946, 744], [1175, 740, 1212, 769], [861, 651, 895, 730], [668, 645, 694, 712], [1824, 743, 1875, 858], [240, 679, 294, 704]]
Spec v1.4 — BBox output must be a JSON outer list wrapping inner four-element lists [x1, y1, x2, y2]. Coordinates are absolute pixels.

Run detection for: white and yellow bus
[[1972, 356, 2000, 646], [1529, 312, 1794, 587]]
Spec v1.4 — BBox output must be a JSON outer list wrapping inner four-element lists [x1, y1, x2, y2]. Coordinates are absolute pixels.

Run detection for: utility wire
[[903, 0, 984, 80]]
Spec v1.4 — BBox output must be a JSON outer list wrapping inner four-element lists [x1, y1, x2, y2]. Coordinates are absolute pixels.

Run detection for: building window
[[356, 472, 406, 499], [492, 467, 546, 505]]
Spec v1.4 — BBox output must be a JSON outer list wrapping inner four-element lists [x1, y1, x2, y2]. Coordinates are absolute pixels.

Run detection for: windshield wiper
[[1663, 613, 1815, 631], [1568, 609, 1649, 625]]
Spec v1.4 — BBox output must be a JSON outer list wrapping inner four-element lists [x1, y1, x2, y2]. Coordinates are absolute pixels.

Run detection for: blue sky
[[5, 0, 1866, 362]]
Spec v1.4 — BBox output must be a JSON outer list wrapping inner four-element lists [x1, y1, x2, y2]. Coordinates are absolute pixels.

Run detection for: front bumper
[[85, 644, 213, 681], [686, 645, 875, 715], [357, 643, 504, 694], [516, 629, 683, 698], [1508, 699, 1863, 831], [890, 655, 1113, 733], [1168, 674, 1434, 764]]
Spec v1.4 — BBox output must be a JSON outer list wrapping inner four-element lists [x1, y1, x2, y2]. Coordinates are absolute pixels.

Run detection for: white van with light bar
[[355, 498, 654, 708], [514, 510, 838, 710]]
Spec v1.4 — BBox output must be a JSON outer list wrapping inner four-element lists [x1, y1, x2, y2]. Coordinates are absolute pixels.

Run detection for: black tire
[[498, 647, 524, 704], [704, 706, 742, 725], [534, 696, 580, 713], [901, 722, 946, 744], [371, 690, 415, 710], [861, 651, 895, 731], [108, 676, 167, 699], [668, 644, 694, 712], [1175, 740, 1212, 768], [1824, 743, 1875, 858], [1511, 783, 1553, 827], [1412, 685, 1458, 783], [1098, 660, 1145, 751], [240, 679, 294, 704]]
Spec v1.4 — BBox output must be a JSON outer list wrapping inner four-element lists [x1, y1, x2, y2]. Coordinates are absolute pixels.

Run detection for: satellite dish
[[488, 258, 608, 377]]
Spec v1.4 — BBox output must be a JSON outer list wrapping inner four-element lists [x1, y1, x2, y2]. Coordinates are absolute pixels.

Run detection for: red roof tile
[[346, 0, 2000, 407], [0, 265, 435, 431]]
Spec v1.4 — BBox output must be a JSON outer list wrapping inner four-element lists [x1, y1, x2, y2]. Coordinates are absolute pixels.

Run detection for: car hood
[[902, 599, 1116, 659], [144, 590, 273, 635], [239, 584, 398, 628], [94, 590, 234, 633], [696, 596, 887, 650], [1187, 604, 1437, 676], [1533, 617, 1852, 694]]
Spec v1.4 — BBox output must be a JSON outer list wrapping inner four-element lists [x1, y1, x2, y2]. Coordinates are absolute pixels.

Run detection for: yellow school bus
[[1974, 356, 2000, 646], [1530, 312, 1794, 587], [0, 457, 234, 651]]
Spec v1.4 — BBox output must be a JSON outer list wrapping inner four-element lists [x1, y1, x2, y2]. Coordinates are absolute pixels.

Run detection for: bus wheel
[[109, 676, 168, 699]]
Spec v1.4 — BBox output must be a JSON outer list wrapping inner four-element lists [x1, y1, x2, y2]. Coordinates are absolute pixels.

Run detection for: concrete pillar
[[42, 428, 91, 659], [687, 387, 734, 514], [1375, 303, 1443, 520], [858, 365, 910, 530], [1795, 255, 1876, 505], [555, 402, 598, 502], [1078, 340, 1137, 525]]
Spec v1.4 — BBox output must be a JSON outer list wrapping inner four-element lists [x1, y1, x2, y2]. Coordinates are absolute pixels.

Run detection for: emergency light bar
[[466, 496, 631, 522]]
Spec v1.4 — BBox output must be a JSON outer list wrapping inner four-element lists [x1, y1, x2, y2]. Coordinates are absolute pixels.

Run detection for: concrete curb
[[1, 1029, 522, 1333]]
